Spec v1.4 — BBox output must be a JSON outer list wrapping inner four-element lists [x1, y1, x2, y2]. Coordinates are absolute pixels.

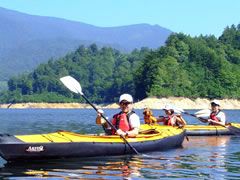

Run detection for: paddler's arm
[[157, 116, 165, 123], [96, 110, 112, 134], [116, 128, 139, 138], [176, 114, 187, 126], [207, 119, 226, 126], [96, 110, 107, 127]]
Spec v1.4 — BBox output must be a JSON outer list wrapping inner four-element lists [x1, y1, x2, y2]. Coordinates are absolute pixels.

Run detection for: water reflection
[[180, 136, 232, 179], [0, 156, 145, 179], [183, 136, 230, 147]]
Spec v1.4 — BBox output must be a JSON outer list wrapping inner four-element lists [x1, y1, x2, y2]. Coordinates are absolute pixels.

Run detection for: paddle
[[176, 108, 240, 135], [60, 75, 140, 155]]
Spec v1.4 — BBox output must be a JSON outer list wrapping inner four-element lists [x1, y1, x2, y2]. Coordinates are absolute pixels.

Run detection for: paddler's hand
[[116, 129, 127, 136], [97, 109, 104, 115], [96, 109, 106, 125], [208, 119, 216, 124], [207, 119, 221, 125]]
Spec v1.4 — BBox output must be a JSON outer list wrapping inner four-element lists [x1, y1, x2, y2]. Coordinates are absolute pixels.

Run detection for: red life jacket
[[111, 112, 134, 135], [209, 111, 220, 125]]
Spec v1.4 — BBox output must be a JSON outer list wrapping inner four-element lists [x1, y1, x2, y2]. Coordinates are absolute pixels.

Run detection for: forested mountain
[[0, 7, 171, 81], [135, 24, 240, 99], [0, 24, 239, 104]]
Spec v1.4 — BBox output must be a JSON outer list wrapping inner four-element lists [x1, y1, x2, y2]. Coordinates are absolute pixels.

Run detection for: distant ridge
[[0, 7, 172, 80]]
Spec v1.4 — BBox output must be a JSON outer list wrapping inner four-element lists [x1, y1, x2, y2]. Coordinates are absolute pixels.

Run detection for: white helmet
[[119, 94, 133, 103]]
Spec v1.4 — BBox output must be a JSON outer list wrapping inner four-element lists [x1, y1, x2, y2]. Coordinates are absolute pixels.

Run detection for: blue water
[[0, 108, 240, 179]]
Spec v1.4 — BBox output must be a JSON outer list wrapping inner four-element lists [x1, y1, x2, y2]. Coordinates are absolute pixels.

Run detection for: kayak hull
[[185, 123, 240, 136], [186, 126, 230, 136], [0, 127, 185, 161]]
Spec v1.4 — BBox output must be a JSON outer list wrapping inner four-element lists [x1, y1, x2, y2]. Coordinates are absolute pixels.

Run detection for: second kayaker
[[204, 100, 226, 126]]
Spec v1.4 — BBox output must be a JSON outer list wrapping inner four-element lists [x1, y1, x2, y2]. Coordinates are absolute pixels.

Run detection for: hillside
[[0, 7, 172, 81], [1, 24, 239, 104]]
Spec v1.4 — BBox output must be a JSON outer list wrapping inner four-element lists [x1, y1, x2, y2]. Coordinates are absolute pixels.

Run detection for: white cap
[[163, 104, 174, 111], [119, 94, 133, 103], [211, 100, 220, 106]]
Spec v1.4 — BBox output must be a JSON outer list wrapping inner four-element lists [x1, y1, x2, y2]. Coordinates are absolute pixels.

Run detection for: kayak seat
[[139, 128, 159, 134]]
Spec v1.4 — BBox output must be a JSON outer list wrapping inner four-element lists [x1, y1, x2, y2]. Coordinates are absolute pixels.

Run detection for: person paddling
[[201, 100, 226, 126], [158, 105, 187, 127], [96, 94, 140, 137]]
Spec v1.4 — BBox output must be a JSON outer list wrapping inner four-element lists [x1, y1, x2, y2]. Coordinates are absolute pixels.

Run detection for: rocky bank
[[1, 97, 240, 109]]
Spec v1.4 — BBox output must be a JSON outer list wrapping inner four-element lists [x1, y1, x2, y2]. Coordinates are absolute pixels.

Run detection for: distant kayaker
[[96, 94, 140, 137], [203, 100, 226, 126], [143, 108, 158, 125], [158, 105, 187, 127]]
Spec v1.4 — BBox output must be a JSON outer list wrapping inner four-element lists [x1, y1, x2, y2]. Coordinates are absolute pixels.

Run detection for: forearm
[[208, 119, 225, 126], [96, 115, 111, 134], [125, 128, 139, 137], [157, 117, 164, 122]]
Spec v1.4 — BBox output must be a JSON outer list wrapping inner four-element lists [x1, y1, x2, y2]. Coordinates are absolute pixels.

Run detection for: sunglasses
[[120, 101, 131, 106], [211, 103, 219, 106]]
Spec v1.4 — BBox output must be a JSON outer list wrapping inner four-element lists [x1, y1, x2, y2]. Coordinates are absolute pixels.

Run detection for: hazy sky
[[0, 0, 239, 37]]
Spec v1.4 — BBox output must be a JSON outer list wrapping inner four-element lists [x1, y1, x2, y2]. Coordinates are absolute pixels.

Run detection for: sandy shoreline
[[1, 97, 240, 109]]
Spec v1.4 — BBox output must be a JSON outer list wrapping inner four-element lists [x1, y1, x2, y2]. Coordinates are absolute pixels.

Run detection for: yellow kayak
[[0, 125, 185, 161], [143, 123, 240, 136], [184, 123, 240, 136]]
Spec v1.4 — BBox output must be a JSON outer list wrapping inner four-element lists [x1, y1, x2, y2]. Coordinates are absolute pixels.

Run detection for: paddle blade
[[194, 109, 211, 118], [173, 107, 185, 114], [60, 76, 83, 95]]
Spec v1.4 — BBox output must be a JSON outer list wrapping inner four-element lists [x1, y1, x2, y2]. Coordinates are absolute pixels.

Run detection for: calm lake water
[[0, 108, 240, 179]]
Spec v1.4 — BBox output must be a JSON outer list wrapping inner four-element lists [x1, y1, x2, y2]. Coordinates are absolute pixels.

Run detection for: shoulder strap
[[115, 112, 122, 129], [216, 110, 221, 116], [211, 110, 221, 116], [126, 111, 135, 128]]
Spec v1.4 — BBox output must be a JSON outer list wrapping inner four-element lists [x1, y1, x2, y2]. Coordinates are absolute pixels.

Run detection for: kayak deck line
[[13, 126, 183, 143], [56, 131, 74, 142]]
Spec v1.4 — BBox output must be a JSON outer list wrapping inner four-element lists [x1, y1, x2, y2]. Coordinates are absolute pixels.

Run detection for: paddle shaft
[[81, 94, 140, 155]]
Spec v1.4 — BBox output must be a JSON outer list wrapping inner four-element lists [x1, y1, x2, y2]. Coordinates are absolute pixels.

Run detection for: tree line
[[0, 24, 239, 103]]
